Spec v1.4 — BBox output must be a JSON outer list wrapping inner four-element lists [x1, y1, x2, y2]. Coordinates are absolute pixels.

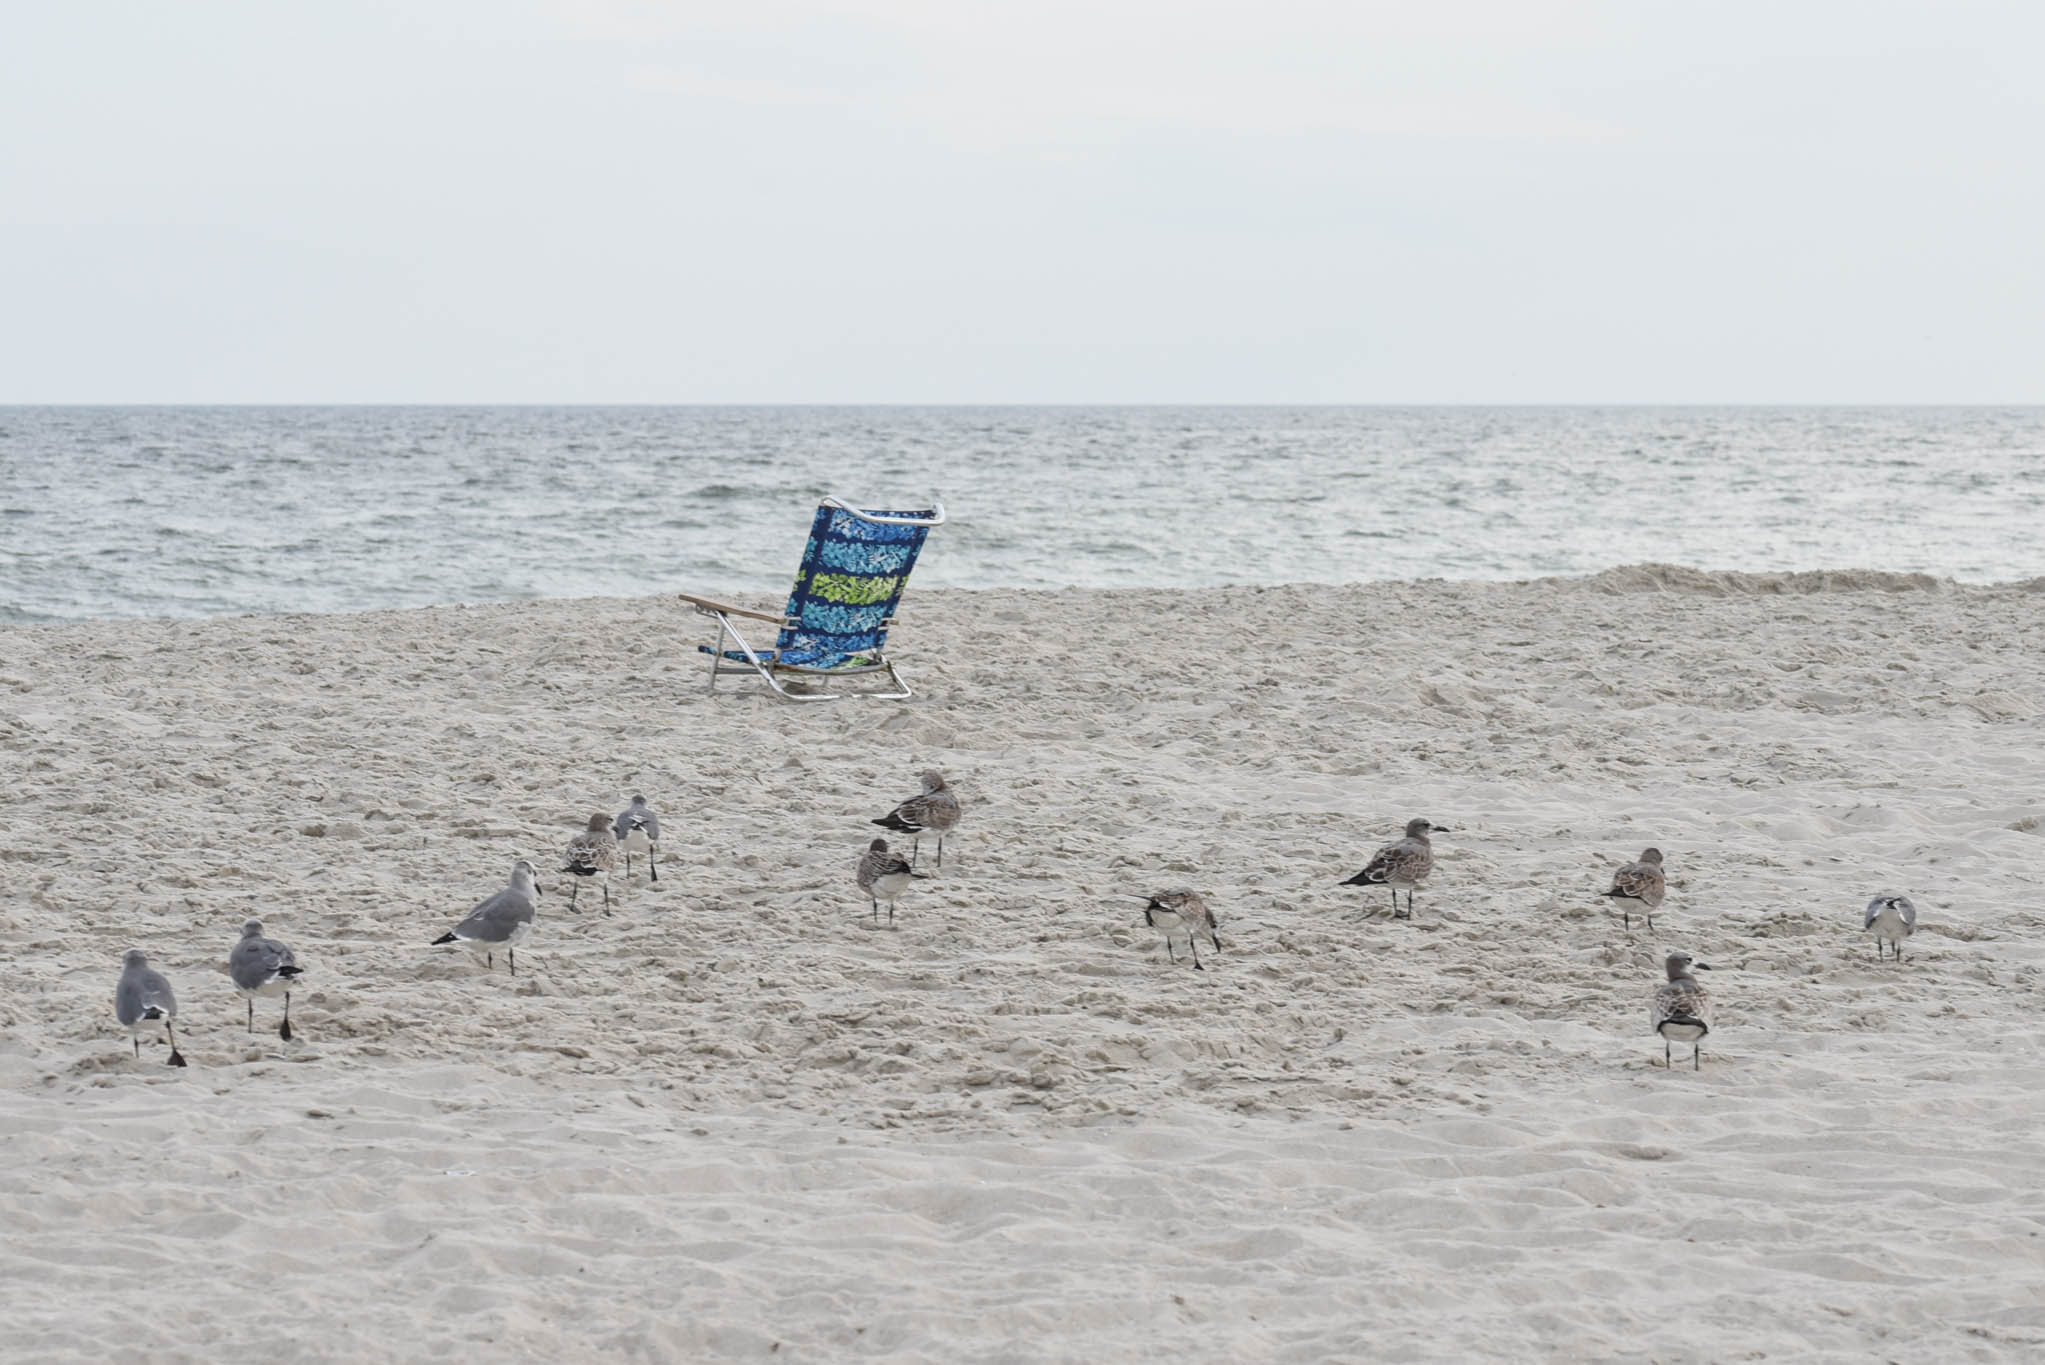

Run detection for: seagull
[[1137, 889, 1221, 971], [871, 770, 962, 869], [1339, 818, 1449, 919], [228, 919, 304, 1041], [560, 813, 620, 915], [856, 838, 925, 925], [613, 795, 661, 882], [432, 859, 542, 973], [113, 949, 187, 1067], [1601, 847, 1667, 931], [1864, 892, 1918, 962], [1651, 952, 1715, 1071]]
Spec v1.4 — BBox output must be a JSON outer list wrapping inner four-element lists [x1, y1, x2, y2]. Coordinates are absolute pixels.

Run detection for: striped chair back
[[773, 502, 939, 668]]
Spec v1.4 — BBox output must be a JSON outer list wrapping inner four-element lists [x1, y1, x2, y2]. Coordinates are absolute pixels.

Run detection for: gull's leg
[[166, 1021, 187, 1068], [509, 949, 517, 976], [280, 993, 293, 1043], [650, 853, 659, 883], [936, 835, 944, 870], [1190, 938, 1204, 972], [1664, 1038, 1672, 1068], [132, 1035, 142, 1060], [603, 880, 611, 916], [1692, 1043, 1701, 1072], [246, 998, 254, 1033]]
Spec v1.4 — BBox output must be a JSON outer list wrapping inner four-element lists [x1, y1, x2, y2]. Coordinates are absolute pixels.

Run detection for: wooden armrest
[[677, 592, 793, 625]]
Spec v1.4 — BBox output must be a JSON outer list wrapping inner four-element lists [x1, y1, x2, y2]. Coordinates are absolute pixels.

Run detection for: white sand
[[3, 566, 2044, 1360]]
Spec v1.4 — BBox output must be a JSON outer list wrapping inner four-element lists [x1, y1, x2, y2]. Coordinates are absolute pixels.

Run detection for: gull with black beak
[[228, 919, 304, 1041], [1863, 892, 1917, 962], [432, 858, 542, 973], [613, 795, 661, 882], [1340, 818, 1450, 919], [1136, 889, 1221, 971], [114, 949, 187, 1067], [1651, 952, 1715, 1070]]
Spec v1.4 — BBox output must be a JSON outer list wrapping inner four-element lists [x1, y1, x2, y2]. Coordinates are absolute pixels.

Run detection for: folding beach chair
[[678, 496, 946, 702]]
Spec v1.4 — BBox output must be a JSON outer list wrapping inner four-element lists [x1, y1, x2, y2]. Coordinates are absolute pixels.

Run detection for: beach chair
[[678, 496, 945, 702]]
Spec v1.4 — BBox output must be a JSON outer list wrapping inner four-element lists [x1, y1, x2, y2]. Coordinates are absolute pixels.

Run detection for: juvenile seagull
[[228, 919, 304, 1040], [560, 813, 620, 915], [1339, 818, 1450, 919], [1651, 952, 1715, 1071], [856, 838, 924, 924], [871, 770, 962, 869], [114, 949, 187, 1068], [1864, 892, 1918, 962], [1602, 847, 1667, 931], [1137, 889, 1221, 971], [432, 859, 541, 973], [613, 795, 661, 882]]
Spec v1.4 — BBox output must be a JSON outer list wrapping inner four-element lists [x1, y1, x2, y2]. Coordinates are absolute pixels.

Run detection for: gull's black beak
[[1693, 962, 1714, 971]]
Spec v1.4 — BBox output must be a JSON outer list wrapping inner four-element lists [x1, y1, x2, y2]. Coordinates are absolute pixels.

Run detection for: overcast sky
[[3, 1, 2040, 403]]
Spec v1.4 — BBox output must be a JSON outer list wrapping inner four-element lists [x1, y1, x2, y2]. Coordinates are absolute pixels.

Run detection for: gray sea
[[2, 406, 2040, 624]]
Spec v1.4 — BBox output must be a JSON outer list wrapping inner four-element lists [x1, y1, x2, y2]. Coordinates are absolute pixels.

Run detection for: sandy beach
[[3, 565, 2044, 1362]]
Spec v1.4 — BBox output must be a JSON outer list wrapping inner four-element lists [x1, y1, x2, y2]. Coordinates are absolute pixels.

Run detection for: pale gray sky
[[4, 0, 2040, 402]]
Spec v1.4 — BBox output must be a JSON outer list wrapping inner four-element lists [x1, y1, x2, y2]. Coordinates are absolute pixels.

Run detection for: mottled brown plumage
[[561, 812, 619, 915], [857, 838, 920, 924], [1340, 818, 1447, 919], [1603, 847, 1666, 931], [1140, 889, 1220, 970], [1650, 952, 1714, 1070], [871, 770, 963, 868]]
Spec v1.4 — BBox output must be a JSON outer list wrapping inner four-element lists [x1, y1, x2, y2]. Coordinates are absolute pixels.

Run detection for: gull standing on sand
[[1137, 889, 1221, 971], [871, 770, 962, 869], [432, 859, 542, 973], [856, 838, 923, 924], [560, 813, 620, 914], [1651, 952, 1715, 1071], [1602, 848, 1667, 931], [1864, 892, 1918, 962], [1339, 818, 1449, 919], [613, 795, 661, 882], [114, 949, 187, 1067], [228, 919, 304, 1040]]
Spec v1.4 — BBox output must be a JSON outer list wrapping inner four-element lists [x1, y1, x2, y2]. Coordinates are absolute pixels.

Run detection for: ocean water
[[2, 406, 2040, 624]]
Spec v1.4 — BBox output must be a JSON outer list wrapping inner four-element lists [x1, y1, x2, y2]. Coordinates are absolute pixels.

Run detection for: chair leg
[[870, 658, 913, 701]]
